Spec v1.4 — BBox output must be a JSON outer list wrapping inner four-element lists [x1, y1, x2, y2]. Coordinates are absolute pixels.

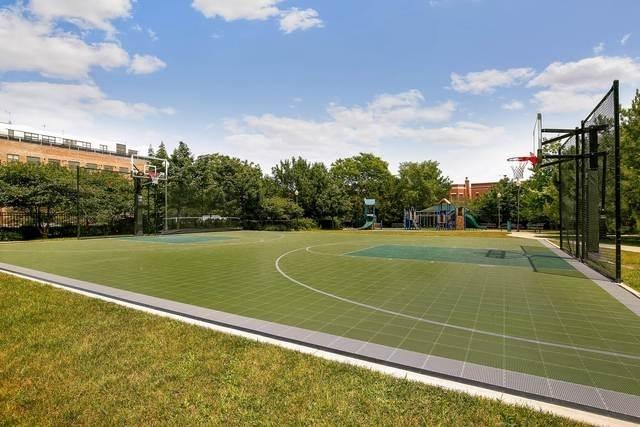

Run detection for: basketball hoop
[[148, 171, 160, 185], [507, 153, 537, 183]]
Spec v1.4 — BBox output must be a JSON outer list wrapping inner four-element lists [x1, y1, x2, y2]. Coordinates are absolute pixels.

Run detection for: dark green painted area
[[349, 244, 581, 277]]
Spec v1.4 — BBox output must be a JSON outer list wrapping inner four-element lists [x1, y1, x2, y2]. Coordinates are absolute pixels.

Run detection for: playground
[[1, 230, 639, 419], [404, 199, 483, 230]]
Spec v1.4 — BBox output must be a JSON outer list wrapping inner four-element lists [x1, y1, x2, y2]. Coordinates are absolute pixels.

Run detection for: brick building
[[449, 177, 497, 202], [0, 124, 148, 173]]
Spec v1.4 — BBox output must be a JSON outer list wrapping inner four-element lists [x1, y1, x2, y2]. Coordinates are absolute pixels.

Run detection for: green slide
[[465, 213, 484, 229], [357, 220, 375, 230]]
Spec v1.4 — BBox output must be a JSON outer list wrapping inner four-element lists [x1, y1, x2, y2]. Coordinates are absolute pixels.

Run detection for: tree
[[519, 165, 559, 227], [195, 153, 264, 218], [621, 89, 640, 230], [261, 196, 303, 220], [270, 157, 349, 223], [331, 153, 394, 225], [396, 161, 451, 209], [168, 141, 196, 217], [469, 177, 519, 226], [0, 163, 75, 236]]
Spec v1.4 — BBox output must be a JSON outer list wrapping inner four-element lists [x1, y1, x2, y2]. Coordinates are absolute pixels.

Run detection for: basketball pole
[[164, 160, 169, 233]]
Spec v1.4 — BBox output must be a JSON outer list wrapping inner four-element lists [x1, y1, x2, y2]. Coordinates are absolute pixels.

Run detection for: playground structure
[[358, 198, 380, 230], [405, 198, 483, 231]]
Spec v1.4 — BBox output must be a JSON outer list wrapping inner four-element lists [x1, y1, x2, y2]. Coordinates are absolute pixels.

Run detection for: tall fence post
[[76, 165, 80, 239], [614, 80, 621, 282]]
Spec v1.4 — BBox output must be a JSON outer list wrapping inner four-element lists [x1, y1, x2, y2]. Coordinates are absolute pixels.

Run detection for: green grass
[[0, 274, 585, 425], [623, 251, 640, 292], [1, 231, 639, 397]]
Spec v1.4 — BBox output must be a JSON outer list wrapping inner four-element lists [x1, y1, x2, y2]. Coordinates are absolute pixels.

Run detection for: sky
[[0, 0, 639, 182]]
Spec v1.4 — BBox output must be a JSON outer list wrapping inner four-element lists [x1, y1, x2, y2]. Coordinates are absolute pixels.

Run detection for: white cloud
[[219, 90, 511, 177], [621, 33, 631, 45], [192, 0, 322, 34], [279, 8, 323, 34], [528, 56, 640, 92], [528, 56, 640, 113], [0, 81, 174, 120], [147, 28, 158, 41], [128, 54, 166, 75], [191, 0, 282, 21], [0, 8, 129, 79], [450, 68, 535, 94], [593, 42, 604, 54], [501, 100, 524, 111], [0, 82, 175, 147], [29, 0, 133, 34]]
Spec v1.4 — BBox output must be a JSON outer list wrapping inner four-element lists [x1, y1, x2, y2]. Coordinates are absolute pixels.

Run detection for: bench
[[528, 223, 545, 233]]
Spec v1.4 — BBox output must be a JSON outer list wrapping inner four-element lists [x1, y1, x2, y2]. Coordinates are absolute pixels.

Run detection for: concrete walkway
[[508, 231, 640, 253]]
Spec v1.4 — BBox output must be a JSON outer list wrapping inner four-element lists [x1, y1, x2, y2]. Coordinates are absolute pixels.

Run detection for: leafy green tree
[[261, 196, 303, 220], [331, 153, 394, 225], [396, 161, 451, 209], [168, 141, 196, 217], [194, 153, 264, 218], [519, 165, 559, 227], [469, 177, 519, 226], [621, 89, 640, 230], [271, 157, 349, 223], [0, 163, 74, 236]]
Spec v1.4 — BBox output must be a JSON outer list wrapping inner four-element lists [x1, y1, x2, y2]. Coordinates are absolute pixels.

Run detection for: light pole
[[294, 189, 300, 230], [497, 192, 502, 230]]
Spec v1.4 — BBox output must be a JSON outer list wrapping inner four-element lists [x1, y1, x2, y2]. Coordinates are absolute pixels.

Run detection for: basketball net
[[148, 171, 160, 185], [510, 161, 527, 183]]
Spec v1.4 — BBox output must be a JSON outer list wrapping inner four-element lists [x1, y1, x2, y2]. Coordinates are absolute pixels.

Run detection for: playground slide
[[464, 213, 484, 229], [357, 220, 375, 230]]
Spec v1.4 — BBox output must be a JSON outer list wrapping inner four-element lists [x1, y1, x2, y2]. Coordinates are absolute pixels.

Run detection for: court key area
[[1, 231, 639, 419]]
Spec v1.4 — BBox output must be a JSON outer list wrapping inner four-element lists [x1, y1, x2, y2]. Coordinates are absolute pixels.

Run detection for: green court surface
[[1, 231, 639, 397]]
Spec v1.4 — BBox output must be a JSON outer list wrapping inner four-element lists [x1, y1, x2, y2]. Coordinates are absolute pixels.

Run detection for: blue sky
[[1, 0, 639, 181]]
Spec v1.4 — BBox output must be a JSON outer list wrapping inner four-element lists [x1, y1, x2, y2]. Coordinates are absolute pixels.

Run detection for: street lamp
[[293, 189, 300, 230], [497, 192, 502, 230]]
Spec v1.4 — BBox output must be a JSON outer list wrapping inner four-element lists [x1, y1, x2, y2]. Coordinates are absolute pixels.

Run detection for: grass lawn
[[623, 251, 640, 292], [0, 274, 584, 425], [1, 231, 639, 399]]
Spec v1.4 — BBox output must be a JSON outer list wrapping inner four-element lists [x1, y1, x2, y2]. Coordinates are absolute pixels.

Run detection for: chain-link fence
[[558, 81, 621, 282]]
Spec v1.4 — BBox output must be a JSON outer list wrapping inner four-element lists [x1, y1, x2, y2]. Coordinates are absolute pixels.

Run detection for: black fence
[[0, 211, 134, 240], [558, 81, 621, 282]]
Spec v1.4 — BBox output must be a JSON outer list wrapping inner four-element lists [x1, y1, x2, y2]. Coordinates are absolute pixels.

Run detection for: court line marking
[[0, 233, 286, 253], [276, 245, 640, 362]]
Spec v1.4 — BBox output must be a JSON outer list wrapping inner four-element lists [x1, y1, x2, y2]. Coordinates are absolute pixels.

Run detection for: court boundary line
[[0, 263, 638, 424], [276, 245, 640, 362]]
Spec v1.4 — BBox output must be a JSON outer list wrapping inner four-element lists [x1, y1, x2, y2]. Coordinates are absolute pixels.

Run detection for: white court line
[[275, 245, 640, 362]]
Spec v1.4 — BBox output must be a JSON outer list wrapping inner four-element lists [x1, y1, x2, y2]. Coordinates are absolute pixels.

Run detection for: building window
[[48, 159, 60, 166], [85, 163, 97, 170], [7, 154, 19, 162], [68, 161, 80, 169], [24, 132, 39, 142], [103, 165, 114, 172], [119, 167, 129, 174], [27, 156, 40, 164]]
